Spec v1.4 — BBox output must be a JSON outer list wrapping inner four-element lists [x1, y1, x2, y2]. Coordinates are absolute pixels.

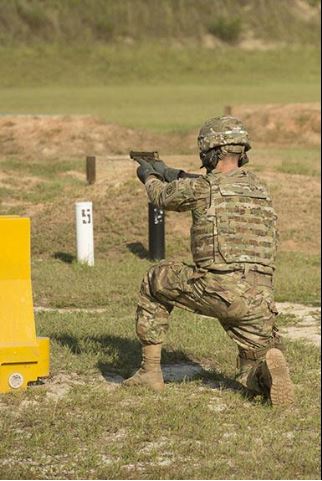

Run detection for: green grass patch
[[275, 252, 321, 305], [0, 158, 82, 177], [0, 45, 319, 133], [277, 160, 321, 176], [32, 257, 149, 309], [0, 158, 84, 208], [0, 186, 14, 197], [31, 250, 321, 309], [0, 310, 320, 479], [208, 16, 242, 44], [255, 146, 321, 177], [0, 43, 319, 88], [1, 83, 319, 133], [0, 0, 320, 46]]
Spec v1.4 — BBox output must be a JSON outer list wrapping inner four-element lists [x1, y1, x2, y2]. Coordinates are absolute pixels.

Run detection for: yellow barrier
[[0, 216, 49, 393]]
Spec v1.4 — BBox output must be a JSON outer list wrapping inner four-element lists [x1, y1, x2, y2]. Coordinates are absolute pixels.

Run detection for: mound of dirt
[[233, 103, 321, 146], [0, 103, 320, 160], [0, 115, 183, 160]]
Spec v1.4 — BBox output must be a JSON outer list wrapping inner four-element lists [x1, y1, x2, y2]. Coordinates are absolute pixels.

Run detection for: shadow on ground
[[51, 332, 244, 394], [53, 252, 76, 263], [126, 242, 150, 260]]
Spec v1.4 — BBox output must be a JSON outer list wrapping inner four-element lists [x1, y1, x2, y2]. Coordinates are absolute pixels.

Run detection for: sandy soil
[[277, 302, 321, 346], [0, 103, 320, 161]]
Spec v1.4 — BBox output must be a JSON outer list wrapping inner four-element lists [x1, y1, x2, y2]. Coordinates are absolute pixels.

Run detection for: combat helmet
[[198, 116, 251, 170]]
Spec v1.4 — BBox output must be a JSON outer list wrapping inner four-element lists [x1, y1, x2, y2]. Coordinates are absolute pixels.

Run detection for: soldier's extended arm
[[145, 176, 208, 211], [151, 159, 201, 182], [130, 150, 206, 210], [130, 150, 201, 182]]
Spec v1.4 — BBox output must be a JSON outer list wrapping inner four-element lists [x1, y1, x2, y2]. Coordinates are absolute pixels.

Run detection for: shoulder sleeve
[[145, 176, 209, 211]]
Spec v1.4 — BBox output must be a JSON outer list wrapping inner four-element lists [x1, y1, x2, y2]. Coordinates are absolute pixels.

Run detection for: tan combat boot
[[122, 344, 164, 392], [260, 348, 295, 406]]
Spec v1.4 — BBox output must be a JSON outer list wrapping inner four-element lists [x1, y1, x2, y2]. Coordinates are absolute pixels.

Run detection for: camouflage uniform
[[135, 168, 282, 393]]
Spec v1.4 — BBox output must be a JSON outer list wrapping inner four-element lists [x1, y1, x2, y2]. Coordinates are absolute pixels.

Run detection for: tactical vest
[[191, 169, 277, 273]]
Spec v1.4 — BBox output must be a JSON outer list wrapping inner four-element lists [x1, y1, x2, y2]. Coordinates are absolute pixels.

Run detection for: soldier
[[123, 117, 294, 406]]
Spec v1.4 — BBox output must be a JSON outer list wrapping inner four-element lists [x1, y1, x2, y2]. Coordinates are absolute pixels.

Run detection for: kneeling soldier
[[124, 116, 294, 406]]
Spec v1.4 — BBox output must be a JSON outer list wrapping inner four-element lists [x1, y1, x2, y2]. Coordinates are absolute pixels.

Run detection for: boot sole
[[265, 348, 295, 406]]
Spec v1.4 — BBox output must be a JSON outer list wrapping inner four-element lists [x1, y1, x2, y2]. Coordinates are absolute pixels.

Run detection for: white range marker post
[[75, 201, 94, 266]]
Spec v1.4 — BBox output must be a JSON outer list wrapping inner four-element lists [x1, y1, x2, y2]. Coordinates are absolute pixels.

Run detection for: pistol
[[129, 151, 159, 163]]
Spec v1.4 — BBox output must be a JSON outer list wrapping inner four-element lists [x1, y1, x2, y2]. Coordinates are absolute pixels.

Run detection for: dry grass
[[0, 109, 320, 479]]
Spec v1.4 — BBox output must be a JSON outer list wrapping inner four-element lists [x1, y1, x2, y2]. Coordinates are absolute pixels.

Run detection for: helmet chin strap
[[238, 152, 249, 167], [200, 145, 249, 171], [200, 148, 221, 172]]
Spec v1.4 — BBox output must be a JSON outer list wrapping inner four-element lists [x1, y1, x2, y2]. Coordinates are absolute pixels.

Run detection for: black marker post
[[148, 203, 165, 260]]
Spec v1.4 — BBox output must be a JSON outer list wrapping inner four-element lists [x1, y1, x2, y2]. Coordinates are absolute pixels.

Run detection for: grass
[[0, 45, 320, 132], [0, 0, 320, 46], [30, 252, 321, 310], [275, 253, 321, 305], [0, 3, 320, 476], [0, 38, 320, 477], [0, 147, 320, 308], [0, 309, 320, 479], [208, 16, 242, 44], [0, 157, 320, 479], [254, 146, 321, 177], [1, 82, 320, 133], [0, 158, 80, 177]]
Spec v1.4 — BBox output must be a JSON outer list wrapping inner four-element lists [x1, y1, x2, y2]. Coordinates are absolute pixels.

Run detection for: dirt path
[[276, 302, 321, 347]]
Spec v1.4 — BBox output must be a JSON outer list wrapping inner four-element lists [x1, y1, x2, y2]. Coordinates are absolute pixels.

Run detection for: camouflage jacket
[[145, 168, 277, 274]]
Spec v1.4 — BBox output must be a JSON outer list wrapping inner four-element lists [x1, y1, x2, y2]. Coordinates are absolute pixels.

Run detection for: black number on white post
[[82, 208, 91, 224]]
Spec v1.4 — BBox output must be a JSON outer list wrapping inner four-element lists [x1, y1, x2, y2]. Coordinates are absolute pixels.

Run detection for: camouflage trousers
[[135, 260, 283, 393]]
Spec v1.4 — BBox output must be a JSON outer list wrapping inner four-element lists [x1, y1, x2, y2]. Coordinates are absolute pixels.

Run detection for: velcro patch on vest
[[218, 183, 268, 199]]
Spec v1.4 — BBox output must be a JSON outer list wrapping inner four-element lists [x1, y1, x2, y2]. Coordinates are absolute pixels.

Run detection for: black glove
[[158, 165, 200, 182], [149, 160, 167, 177], [136, 159, 163, 184], [149, 159, 183, 182], [164, 167, 184, 182]]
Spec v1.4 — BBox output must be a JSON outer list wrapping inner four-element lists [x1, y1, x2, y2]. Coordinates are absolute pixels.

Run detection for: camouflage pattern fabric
[[191, 169, 277, 271], [146, 169, 277, 274], [139, 168, 281, 393], [198, 116, 251, 153], [136, 260, 281, 393]]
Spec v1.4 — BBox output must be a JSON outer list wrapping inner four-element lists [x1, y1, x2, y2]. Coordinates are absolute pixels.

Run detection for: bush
[[208, 16, 242, 44], [17, 1, 52, 32], [306, 0, 320, 6], [92, 17, 114, 41]]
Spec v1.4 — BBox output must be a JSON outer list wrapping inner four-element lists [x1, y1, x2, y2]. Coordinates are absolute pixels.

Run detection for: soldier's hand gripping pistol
[[130, 151, 164, 184], [129, 150, 201, 183]]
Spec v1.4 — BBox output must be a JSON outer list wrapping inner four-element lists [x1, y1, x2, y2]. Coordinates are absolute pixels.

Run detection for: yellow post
[[0, 216, 49, 393]]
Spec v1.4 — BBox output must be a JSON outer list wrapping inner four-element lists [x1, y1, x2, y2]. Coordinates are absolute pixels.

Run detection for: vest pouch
[[191, 221, 215, 264], [215, 183, 276, 266]]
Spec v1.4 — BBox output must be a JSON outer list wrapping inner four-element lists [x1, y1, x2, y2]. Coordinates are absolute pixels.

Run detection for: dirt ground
[[276, 302, 321, 346], [0, 102, 320, 160]]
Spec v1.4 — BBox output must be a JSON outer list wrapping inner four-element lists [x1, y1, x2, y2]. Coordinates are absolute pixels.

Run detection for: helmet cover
[[198, 116, 251, 154]]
